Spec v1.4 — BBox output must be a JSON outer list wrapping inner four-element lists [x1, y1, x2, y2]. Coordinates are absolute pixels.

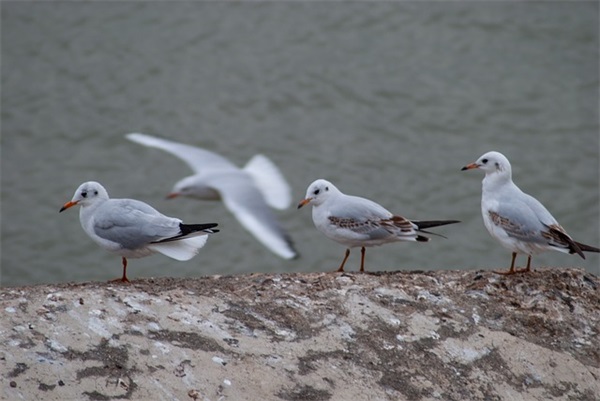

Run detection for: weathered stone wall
[[1, 268, 599, 401]]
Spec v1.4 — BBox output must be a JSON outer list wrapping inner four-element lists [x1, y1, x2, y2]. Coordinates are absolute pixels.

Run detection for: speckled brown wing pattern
[[541, 223, 584, 257], [328, 215, 415, 235], [488, 211, 537, 241]]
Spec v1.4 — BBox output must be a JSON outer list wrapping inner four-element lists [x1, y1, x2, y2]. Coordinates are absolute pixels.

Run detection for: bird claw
[[492, 267, 531, 275], [108, 277, 130, 284]]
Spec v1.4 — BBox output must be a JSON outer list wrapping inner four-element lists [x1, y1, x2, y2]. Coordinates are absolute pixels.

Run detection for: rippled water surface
[[2, 2, 598, 286]]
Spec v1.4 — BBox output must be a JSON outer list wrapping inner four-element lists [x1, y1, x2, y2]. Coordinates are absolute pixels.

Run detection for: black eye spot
[[313, 189, 320, 195], [94, 190, 98, 195], [495, 162, 500, 168], [325, 187, 329, 191], [481, 158, 488, 164], [81, 191, 87, 198]]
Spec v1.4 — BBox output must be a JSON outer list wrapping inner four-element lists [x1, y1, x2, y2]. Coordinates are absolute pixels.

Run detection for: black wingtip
[[574, 241, 599, 256], [413, 220, 461, 230], [180, 223, 219, 236]]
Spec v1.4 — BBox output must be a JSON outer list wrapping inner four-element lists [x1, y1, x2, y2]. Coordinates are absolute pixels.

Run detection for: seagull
[[462, 151, 599, 275], [60, 181, 219, 282], [125, 133, 298, 260], [297, 179, 460, 272]]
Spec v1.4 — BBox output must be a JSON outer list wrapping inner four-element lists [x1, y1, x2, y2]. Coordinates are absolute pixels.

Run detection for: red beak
[[461, 162, 479, 171], [297, 198, 311, 209], [59, 200, 78, 213]]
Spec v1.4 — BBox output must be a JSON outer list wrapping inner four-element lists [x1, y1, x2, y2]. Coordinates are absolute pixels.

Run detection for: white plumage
[[126, 133, 297, 260], [462, 151, 599, 274], [298, 179, 459, 272], [60, 181, 218, 282]]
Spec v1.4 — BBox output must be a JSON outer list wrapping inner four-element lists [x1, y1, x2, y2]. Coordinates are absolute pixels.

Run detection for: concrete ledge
[[1, 268, 599, 401]]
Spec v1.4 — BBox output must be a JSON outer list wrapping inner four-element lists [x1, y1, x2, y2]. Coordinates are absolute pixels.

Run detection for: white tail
[[243, 154, 291, 210], [148, 235, 209, 261]]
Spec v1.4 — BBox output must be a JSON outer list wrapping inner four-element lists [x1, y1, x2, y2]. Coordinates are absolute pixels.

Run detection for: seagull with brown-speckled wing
[[298, 179, 460, 272], [462, 151, 599, 275]]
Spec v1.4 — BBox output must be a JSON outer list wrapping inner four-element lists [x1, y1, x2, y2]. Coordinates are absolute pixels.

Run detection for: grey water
[[2, 2, 598, 287]]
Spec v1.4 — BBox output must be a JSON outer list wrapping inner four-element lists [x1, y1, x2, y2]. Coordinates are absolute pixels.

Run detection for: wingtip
[[414, 219, 461, 229], [282, 251, 301, 260], [574, 241, 600, 255], [125, 132, 150, 143], [281, 238, 300, 260]]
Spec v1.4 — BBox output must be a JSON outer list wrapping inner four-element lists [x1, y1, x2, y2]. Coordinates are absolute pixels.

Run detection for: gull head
[[168, 176, 220, 200], [60, 181, 109, 212], [297, 179, 339, 209], [461, 151, 512, 177]]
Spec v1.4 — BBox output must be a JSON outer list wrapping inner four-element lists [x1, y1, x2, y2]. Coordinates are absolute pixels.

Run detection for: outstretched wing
[[243, 154, 291, 210], [126, 133, 238, 173], [209, 174, 298, 259]]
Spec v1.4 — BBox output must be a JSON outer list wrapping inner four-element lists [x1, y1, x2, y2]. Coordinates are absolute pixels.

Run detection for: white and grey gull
[[60, 181, 218, 282], [298, 179, 460, 272], [126, 133, 298, 260], [462, 151, 599, 274]]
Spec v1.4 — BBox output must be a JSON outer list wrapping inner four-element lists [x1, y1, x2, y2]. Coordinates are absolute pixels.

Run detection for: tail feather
[[148, 235, 209, 261], [148, 223, 218, 261]]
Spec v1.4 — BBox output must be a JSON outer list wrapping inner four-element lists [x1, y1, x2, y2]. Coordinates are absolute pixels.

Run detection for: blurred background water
[[2, 2, 598, 287]]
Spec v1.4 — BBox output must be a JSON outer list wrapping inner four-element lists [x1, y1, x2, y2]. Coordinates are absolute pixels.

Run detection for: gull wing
[[126, 133, 238, 173], [325, 196, 422, 241], [209, 174, 298, 259], [327, 214, 421, 241], [92, 199, 181, 249], [243, 154, 292, 210]]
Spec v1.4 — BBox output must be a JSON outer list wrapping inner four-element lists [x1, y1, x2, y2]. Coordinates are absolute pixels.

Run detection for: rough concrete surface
[[1, 268, 599, 401]]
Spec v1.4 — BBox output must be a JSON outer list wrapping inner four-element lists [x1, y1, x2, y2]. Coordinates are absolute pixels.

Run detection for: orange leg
[[359, 247, 366, 272], [336, 249, 351, 272], [516, 255, 532, 273], [494, 253, 532, 275], [494, 252, 518, 275], [110, 257, 130, 283]]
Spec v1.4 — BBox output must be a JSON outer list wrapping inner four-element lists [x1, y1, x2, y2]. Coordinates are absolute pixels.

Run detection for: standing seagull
[[125, 133, 298, 260], [60, 181, 219, 282], [298, 179, 460, 272], [462, 151, 599, 275]]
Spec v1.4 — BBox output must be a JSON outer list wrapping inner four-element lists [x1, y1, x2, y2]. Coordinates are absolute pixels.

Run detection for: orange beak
[[297, 198, 311, 209], [166, 192, 180, 200], [461, 162, 479, 171], [59, 200, 78, 213]]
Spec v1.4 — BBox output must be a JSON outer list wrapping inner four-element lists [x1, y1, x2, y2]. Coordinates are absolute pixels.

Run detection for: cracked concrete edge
[[1, 268, 599, 401]]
